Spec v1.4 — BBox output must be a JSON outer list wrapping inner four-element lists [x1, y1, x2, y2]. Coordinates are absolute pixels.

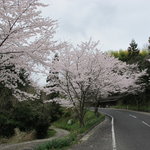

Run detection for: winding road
[[71, 108, 150, 150], [100, 108, 150, 150]]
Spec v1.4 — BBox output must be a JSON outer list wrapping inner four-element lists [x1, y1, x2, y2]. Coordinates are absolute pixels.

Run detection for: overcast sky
[[40, 0, 150, 51], [37, 0, 150, 86], [42, 0, 150, 51]]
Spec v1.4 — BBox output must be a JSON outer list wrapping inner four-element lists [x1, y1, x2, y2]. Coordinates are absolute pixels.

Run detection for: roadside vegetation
[[109, 39, 150, 112], [35, 109, 105, 150], [0, 100, 62, 143], [113, 105, 150, 112]]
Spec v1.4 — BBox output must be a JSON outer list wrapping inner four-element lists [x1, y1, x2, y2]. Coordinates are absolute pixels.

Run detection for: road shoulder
[[70, 116, 112, 150]]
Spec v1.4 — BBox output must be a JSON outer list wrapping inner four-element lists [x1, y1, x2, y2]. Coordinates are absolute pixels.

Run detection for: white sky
[[40, 0, 150, 51]]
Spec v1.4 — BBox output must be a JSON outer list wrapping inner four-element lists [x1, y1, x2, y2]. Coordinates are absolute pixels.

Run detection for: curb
[[78, 115, 105, 143]]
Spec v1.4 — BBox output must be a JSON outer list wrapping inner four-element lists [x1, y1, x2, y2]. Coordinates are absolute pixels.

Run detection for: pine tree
[[46, 53, 59, 99], [148, 37, 150, 52], [128, 39, 139, 57]]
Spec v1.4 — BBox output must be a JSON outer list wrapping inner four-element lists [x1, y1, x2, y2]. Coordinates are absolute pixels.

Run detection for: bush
[[63, 108, 72, 118], [35, 114, 50, 139], [0, 113, 17, 137], [34, 101, 63, 138], [12, 101, 37, 131], [36, 136, 73, 150], [0, 100, 63, 139], [12, 101, 50, 138], [36, 110, 105, 150], [45, 101, 63, 122]]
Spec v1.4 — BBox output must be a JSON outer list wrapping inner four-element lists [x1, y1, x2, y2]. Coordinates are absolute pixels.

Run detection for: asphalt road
[[70, 115, 112, 150], [71, 108, 150, 150], [99, 108, 150, 150]]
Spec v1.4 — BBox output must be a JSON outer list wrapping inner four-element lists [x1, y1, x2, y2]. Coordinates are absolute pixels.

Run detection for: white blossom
[[0, 0, 64, 100]]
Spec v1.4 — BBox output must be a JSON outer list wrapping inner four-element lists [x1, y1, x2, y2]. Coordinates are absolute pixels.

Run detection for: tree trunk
[[78, 105, 85, 127], [79, 116, 85, 127], [78, 93, 86, 127], [94, 101, 100, 117], [135, 95, 139, 111]]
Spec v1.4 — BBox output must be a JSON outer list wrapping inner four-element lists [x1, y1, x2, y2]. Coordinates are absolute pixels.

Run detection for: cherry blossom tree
[[46, 40, 146, 126], [0, 0, 64, 100], [89, 53, 146, 116], [46, 41, 100, 126]]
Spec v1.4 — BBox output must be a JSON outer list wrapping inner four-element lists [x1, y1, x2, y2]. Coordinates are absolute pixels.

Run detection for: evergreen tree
[[148, 37, 150, 53], [128, 39, 139, 57], [46, 54, 59, 99]]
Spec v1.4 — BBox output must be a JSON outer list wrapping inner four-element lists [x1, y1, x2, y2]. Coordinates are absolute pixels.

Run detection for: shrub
[[12, 101, 37, 131], [0, 113, 17, 137], [63, 108, 72, 118], [36, 110, 105, 150], [0, 100, 62, 139], [36, 136, 73, 150], [45, 101, 63, 122], [35, 114, 50, 139]]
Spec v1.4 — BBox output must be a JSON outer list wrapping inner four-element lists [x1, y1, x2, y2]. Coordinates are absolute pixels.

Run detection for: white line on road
[[101, 112, 117, 150], [142, 121, 150, 128], [111, 117, 117, 150], [129, 114, 137, 119]]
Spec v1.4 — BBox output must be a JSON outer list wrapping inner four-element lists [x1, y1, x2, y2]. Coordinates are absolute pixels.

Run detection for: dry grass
[[0, 128, 36, 144]]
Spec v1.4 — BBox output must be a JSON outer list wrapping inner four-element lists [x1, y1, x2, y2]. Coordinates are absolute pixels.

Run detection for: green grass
[[47, 129, 57, 138], [53, 110, 105, 133], [35, 110, 105, 150], [113, 105, 150, 112], [35, 136, 74, 150]]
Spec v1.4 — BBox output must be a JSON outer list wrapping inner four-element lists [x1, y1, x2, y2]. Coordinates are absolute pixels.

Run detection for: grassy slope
[[113, 105, 150, 112], [0, 128, 56, 144], [35, 110, 105, 150]]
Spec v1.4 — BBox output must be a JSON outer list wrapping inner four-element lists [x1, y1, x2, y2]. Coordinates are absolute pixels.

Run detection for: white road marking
[[129, 114, 137, 119], [101, 112, 117, 150], [142, 121, 150, 128], [111, 116, 117, 150]]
